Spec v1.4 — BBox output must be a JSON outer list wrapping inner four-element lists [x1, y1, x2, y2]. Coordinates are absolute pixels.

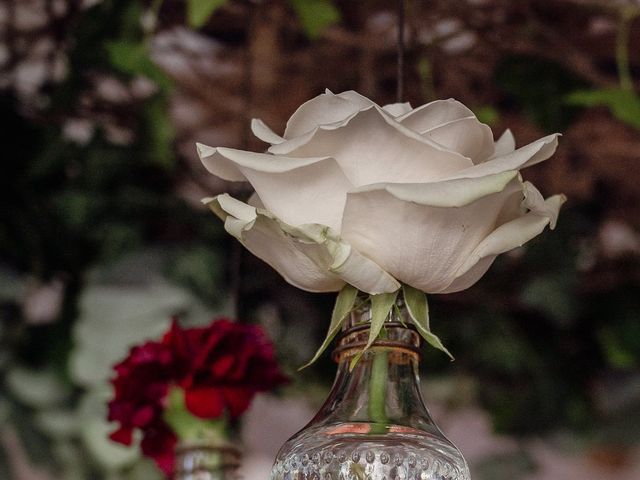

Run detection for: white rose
[[197, 90, 565, 295]]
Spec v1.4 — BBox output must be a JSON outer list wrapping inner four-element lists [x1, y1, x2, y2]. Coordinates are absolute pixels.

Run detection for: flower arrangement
[[107, 318, 288, 475], [197, 90, 566, 359]]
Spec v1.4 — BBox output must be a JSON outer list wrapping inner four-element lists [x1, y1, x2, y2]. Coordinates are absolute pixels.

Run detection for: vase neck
[[173, 442, 240, 480], [310, 302, 439, 433]]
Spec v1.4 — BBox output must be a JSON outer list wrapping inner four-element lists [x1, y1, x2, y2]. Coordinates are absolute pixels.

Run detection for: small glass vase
[[173, 441, 241, 480], [270, 301, 470, 480]]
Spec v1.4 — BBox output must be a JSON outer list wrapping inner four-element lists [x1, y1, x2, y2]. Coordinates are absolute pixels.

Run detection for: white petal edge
[[441, 133, 560, 180], [269, 105, 473, 185], [284, 90, 374, 139], [397, 98, 477, 132], [440, 193, 567, 293], [420, 116, 495, 160], [349, 170, 519, 208], [383, 102, 413, 116], [492, 129, 516, 158], [204, 194, 400, 294], [198, 146, 353, 231], [251, 118, 285, 144]]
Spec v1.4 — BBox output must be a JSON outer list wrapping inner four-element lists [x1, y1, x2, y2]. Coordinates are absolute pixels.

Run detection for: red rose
[[163, 318, 289, 420], [107, 318, 287, 475]]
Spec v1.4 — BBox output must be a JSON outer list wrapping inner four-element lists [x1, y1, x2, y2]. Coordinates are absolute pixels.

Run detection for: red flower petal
[[221, 387, 254, 419], [184, 387, 225, 419], [109, 427, 133, 446]]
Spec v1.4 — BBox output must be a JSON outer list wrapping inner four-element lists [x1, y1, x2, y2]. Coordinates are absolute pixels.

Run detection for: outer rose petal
[[221, 387, 254, 419], [251, 118, 284, 144], [397, 98, 477, 131], [205, 194, 400, 294], [442, 133, 559, 180], [284, 90, 374, 139], [197, 145, 353, 231], [440, 193, 567, 293], [185, 387, 225, 419], [421, 116, 495, 161], [109, 427, 134, 446], [492, 129, 516, 158], [382, 102, 413, 116], [269, 106, 472, 186], [341, 171, 521, 293]]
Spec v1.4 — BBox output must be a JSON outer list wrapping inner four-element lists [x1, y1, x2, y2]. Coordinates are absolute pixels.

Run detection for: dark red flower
[[162, 318, 289, 420], [107, 340, 176, 473], [108, 317, 287, 476]]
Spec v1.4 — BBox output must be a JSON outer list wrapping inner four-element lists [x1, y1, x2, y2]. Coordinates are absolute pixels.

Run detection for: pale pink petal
[[340, 172, 521, 292], [198, 146, 353, 231], [269, 106, 472, 186]]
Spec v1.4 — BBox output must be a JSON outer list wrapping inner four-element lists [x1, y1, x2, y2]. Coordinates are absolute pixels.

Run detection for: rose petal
[[109, 427, 133, 446], [442, 133, 559, 180], [284, 90, 372, 139], [492, 128, 516, 157], [251, 118, 284, 144], [221, 387, 254, 419], [198, 146, 353, 230], [185, 387, 225, 419], [205, 194, 399, 293], [341, 172, 521, 292], [382, 102, 413, 116], [421, 116, 495, 160], [441, 193, 567, 293], [270, 106, 472, 185], [397, 98, 477, 131]]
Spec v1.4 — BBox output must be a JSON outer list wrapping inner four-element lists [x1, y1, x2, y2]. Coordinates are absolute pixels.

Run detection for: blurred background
[[1, 0, 639, 478]]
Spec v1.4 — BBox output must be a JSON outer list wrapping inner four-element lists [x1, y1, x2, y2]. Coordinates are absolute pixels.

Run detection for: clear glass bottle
[[173, 442, 241, 480], [270, 301, 470, 480]]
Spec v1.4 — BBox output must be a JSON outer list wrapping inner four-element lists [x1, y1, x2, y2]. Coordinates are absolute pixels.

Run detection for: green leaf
[[565, 88, 640, 129], [289, 0, 340, 39], [106, 41, 172, 91], [143, 96, 176, 170], [187, 0, 226, 29], [402, 285, 454, 360], [350, 291, 398, 370], [300, 284, 358, 369], [474, 105, 500, 126]]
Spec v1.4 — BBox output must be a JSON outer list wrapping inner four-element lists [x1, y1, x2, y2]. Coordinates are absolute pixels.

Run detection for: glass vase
[[270, 301, 470, 480], [173, 442, 241, 480]]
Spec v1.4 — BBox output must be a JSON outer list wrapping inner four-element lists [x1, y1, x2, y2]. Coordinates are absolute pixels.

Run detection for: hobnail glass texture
[[270, 303, 470, 480], [173, 442, 241, 480]]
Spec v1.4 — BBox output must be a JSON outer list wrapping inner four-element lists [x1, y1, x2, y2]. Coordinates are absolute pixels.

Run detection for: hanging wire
[[230, 1, 258, 320], [396, 0, 406, 103]]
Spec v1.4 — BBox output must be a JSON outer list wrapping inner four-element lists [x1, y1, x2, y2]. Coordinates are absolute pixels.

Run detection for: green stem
[[616, 6, 639, 92], [368, 348, 389, 433]]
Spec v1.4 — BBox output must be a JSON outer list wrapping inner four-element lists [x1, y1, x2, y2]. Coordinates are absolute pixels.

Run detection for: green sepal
[[402, 284, 454, 360], [350, 290, 398, 370], [299, 284, 358, 370]]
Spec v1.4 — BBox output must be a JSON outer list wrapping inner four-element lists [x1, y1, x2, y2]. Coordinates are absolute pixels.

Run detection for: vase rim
[[332, 321, 422, 362]]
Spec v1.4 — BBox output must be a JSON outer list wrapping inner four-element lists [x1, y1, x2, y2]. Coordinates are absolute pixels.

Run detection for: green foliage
[[187, 0, 227, 29], [495, 56, 587, 131], [403, 285, 453, 359], [166, 246, 225, 305], [106, 40, 172, 91], [566, 88, 640, 129], [301, 284, 357, 369], [474, 106, 500, 126], [289, 0, 340, 39]]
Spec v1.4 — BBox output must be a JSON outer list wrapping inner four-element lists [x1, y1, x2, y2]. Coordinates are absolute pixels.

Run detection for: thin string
[[396, 0, 406, 103], [231, 1, 257, 320]]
